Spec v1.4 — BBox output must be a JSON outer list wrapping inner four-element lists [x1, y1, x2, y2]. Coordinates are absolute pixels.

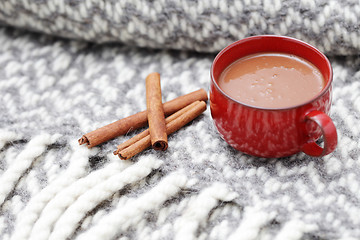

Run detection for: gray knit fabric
[[1, 0, 360, 239], [1, 0, 360, 55]]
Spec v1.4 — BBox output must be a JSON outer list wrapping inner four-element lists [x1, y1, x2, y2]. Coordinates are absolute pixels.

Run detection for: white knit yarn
[[174, 182, 238, 240], [41, 157, 162, 240], [228, 206, 276, 240], [10, 140, 93, 240], [27, 155, 130, 240], [0, 130, 19, 150], [274, 220, 317, 240], [76, 170, 191, 240], [0, 134, 60, 205]]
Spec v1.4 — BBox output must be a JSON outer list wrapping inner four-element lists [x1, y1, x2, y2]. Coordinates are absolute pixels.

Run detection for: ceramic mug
[[210, 35, 337, 158]]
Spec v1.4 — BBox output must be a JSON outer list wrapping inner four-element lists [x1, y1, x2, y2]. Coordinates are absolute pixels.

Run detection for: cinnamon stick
[[146, 72, 168, 151], [116, 100, 207, 160], [78, 88, 208, 148], [113, 101, 201, 155]]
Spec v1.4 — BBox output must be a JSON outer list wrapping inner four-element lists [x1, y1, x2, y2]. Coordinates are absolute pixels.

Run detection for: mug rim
[[210, 35, 333, 111]]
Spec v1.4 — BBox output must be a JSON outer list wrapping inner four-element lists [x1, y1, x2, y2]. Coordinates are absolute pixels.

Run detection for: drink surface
[[218, 52, 325, 108]]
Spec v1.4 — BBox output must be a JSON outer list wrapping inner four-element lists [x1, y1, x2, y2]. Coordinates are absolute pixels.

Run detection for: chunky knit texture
[[1, 0, 360, 55], [1, 0, 360, 239]]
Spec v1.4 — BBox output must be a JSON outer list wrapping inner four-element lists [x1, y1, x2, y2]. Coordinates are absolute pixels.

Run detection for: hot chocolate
[[218, 52, 325, 108]]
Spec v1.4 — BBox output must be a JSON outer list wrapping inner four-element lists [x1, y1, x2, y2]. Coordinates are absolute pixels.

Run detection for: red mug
[[210, 35, 337, 158]]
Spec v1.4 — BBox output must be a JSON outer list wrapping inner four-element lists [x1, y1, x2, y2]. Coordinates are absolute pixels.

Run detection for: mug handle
[[301, 110, 337, 157]]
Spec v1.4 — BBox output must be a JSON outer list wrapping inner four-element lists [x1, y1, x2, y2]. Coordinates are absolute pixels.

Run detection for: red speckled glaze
[[210, 35, 337, 158]]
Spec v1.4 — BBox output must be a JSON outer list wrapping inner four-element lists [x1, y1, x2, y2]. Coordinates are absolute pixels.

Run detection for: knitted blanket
[[1, 1, 360, 239]]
